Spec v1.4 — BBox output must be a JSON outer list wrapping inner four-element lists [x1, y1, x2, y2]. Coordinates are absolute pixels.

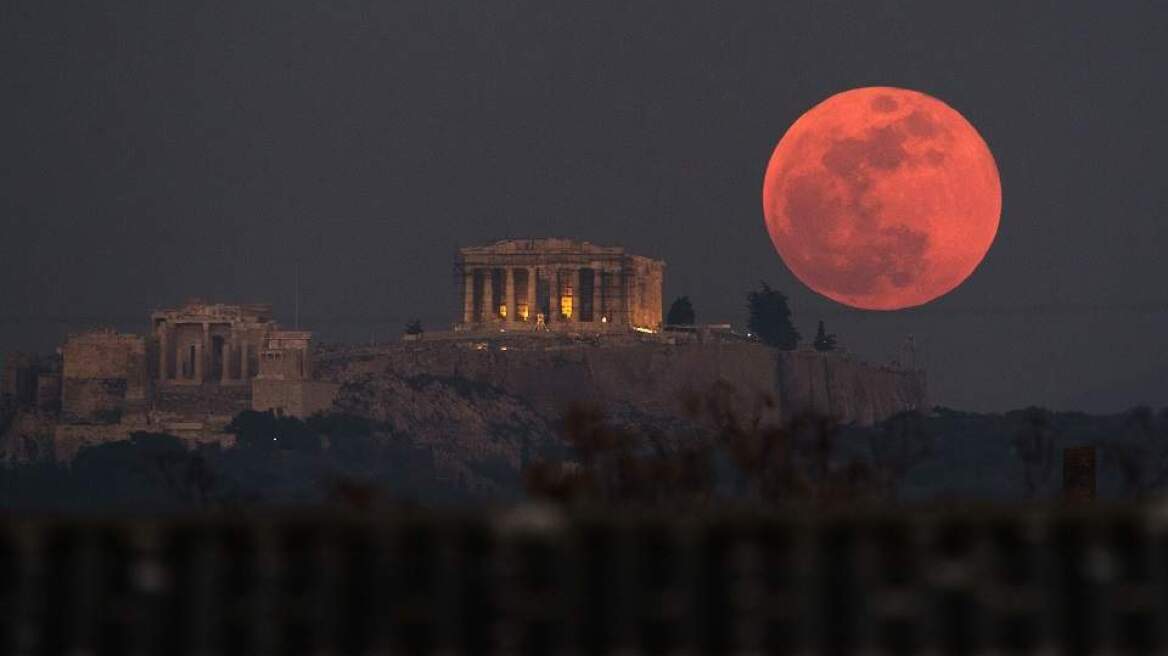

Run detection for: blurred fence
[[3, 506, 1167, 654]]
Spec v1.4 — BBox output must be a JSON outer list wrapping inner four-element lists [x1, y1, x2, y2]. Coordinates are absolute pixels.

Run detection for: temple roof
[[459, 238, 626, 256]]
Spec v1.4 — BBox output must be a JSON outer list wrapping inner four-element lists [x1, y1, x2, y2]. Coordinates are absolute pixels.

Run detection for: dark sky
[[2, 1, 1166, 412]]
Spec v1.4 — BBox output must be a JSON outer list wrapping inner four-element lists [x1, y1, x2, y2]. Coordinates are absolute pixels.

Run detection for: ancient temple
[[151, 301, 311, 386], [455, 239, 665, 332]]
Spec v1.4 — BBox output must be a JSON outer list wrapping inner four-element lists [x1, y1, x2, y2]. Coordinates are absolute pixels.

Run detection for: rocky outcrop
[[776, 350, 929, 425], [332, 373, 557, 494], [318, 339, 925, 432]]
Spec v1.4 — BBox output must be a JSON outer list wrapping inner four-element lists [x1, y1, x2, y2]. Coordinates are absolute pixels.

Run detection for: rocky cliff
[[318, 338, 927, 432]]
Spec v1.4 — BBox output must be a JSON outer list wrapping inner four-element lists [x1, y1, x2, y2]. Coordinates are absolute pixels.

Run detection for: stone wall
[[154, 384, 252, 423], [252, 380, 340, 418], [776, 350, 929, 424], [628, 256, 665, 331], [61, 378, 129, 424], [60, 331, 148, 424], [36, 373, 61, 414]]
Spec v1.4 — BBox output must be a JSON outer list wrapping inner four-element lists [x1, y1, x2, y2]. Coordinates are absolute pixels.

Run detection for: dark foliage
[[666, 296, 696, 325], [1009, 407, 1056, 499], [0, 410, 453, 513], [6, 402, 1168, 512], [870, 410, 932, 497], [524, 384, 883, 509], [404, 319, 424, 335], [1099, 406, 1168, 498], [746, 282, 799, 350]]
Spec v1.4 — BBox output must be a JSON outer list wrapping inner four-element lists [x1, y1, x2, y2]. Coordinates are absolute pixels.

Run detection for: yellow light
[[499, 304, 507, 318], [518, 304, 529, 320], [560, 295, 573, 318]]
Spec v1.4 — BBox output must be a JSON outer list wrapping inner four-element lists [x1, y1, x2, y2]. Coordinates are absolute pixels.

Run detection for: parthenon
[[456, 239, 665, 332]]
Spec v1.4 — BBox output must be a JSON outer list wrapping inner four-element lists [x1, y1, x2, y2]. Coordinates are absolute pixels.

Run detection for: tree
[[1100, 406, 1168, 499], [746, 282, 800, 350], [813, 320, 838, 352], [225, 409, 319, 452], [870, 411, 932, 498], [666, 296, 696, 325], [1010, 406, 1056, 499], [404, 319, 424, 335]]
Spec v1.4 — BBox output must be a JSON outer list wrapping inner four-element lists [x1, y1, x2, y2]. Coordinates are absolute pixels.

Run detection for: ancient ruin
[[252, 329, 338, 418], [152, 301, 273, 386], [455, 239, 665, 333], [0, 300, 341, 460], [61, 330, 148, 424], [2, 246, 928, 465]]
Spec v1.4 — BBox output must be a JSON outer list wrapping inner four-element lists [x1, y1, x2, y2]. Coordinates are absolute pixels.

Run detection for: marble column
[[202, 323, 211, 383], [463, 269, 475, 323], [504, 268, 515, 322], [224, 336, 235, 383], [158, 326, 169, 381], [193, 344, 204, 383], [527, 267, 537, 322], [547, 270, 557, 324], [240, 341, 250, 380], [483, 269, 494, 323], [593, 269, 603, 324], [572, 268, 582, 322]]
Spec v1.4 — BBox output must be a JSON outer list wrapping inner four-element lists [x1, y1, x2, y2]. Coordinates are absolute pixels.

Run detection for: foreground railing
[[2, 505, 1165, 654]]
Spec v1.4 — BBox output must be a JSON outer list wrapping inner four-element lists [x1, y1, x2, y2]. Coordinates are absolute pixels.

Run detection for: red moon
[[762, 87, 1001, 310]]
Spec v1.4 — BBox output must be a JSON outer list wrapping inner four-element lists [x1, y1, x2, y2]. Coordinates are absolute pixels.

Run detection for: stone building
[[150, 301, 338, 418], [2, 354, 40, 408], [60, 330, 148, 424], [1, 353, 60, 415], [252, 329, 339, 418], [151, 301, 273, 385], [256, 330, 314, 382], [455, 239, 665, 332]]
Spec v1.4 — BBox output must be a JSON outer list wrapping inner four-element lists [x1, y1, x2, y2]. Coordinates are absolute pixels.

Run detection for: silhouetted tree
[[666, 296, 696, 325], [404, 319, 424, 335], [226, 409, 319, 453], [870, 411, 932, 498], [1010, 407, 1056, 499], [128, 431, 220, 507], [813, 320, 838, 352], [746, 282, 800, 350], [1100, 406, 1168, 499]]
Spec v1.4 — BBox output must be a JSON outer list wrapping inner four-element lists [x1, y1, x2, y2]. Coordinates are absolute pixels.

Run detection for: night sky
[[2, 1, 1165, 412]]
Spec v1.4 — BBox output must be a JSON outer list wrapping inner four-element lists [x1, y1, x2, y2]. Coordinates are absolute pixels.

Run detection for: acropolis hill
[[1, 238, 926, 467]]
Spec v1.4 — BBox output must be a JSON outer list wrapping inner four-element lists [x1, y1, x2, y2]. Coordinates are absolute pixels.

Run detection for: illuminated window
[[518, 304, 530, 320], [498, 304, 508, 318], [560, 295, 573, 319]]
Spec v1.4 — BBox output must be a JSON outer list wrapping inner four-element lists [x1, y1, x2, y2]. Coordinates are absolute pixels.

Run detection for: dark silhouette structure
[[813, 320, 838, 352], [746, 282, 800, 350], [666, 296, 696, 325]]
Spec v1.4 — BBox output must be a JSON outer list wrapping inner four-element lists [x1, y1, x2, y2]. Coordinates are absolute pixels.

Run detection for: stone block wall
[[628, 256, 665, 331], [252, 380, 340, 418], [61, 378, 128, 424], [60, 331, 148, 424]]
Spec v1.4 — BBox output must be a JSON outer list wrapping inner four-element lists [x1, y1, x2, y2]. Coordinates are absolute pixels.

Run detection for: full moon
[[762, 87, 1001, 310]]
